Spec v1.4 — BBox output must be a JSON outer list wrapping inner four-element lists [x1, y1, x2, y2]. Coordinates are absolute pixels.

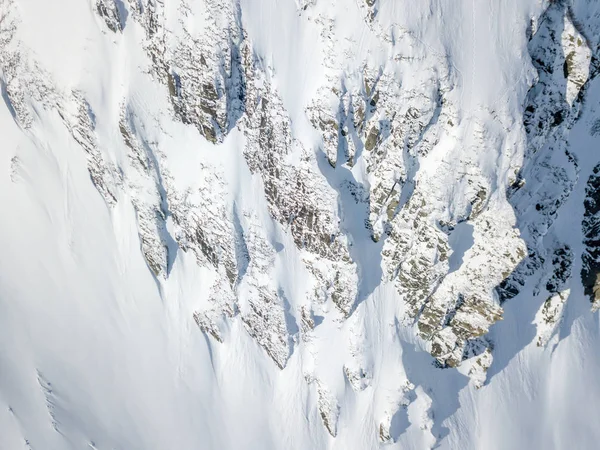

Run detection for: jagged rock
[[379, 421, 392, 443], [545, 245, 573, 294], [306, 6, 520, 370], [0, 2, 59, 129], [237, 210, 292, 369], [241, 64, 358, 316], [498, 2, 585, 305], [316, 382, 339, 437], [194, 277, 238, 343], [165, 163, 241, 297], [581, 164, 600, 309], [130, 0, 246, 143], [309, 63, 450, 241], [118, 106, 170, 276], [464, 339, 494, 389], [561, 13, 591, 105], [343, 365, 371, 392], [96, 0, 124, 33], [59, 92, 122, 206], [535, 289, 569, 347], [1, 0, 175, 282], [300, 305, 316, 334], [417, 211, 525, 370]]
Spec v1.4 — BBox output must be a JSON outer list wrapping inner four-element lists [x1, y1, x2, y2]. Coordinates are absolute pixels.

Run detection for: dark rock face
[[582, 164, 600, 308], [497, 2, 590, 306], [97, 0, 125, 33]]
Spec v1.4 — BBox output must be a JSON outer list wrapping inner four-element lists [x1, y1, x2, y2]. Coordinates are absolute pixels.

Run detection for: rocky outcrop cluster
[[500, 1, 600, 344], [6, 0, 600, 440], [582, 165, 600, 309], [110, 0, 358, 369]]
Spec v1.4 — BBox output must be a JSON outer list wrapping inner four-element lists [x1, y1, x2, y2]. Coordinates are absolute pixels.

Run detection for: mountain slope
[[1, 0, 600, 448]]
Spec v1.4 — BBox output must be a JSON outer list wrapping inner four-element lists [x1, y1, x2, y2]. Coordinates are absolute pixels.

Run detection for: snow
[[1, 0, 600, 449]]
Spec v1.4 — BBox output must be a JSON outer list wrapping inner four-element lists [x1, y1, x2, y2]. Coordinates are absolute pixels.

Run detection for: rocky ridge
[[499, 1, 600, 347]]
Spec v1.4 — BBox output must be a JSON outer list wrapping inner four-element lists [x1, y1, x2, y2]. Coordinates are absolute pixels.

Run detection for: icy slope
[[1, 0, 600, 448]]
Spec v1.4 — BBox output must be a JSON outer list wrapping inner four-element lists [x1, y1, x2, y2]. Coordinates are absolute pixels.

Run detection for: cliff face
[[2, 0, 600, 448]]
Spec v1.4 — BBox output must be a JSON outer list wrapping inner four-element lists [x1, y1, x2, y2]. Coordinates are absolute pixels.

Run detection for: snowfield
[[1, 0, 600, 449]]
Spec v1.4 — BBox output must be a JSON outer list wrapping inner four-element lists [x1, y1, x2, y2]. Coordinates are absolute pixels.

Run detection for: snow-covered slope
[[1, 0, 600, 448]]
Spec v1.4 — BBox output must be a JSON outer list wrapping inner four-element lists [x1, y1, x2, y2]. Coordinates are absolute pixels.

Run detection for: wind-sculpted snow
[[2, 0, 600, 448]]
